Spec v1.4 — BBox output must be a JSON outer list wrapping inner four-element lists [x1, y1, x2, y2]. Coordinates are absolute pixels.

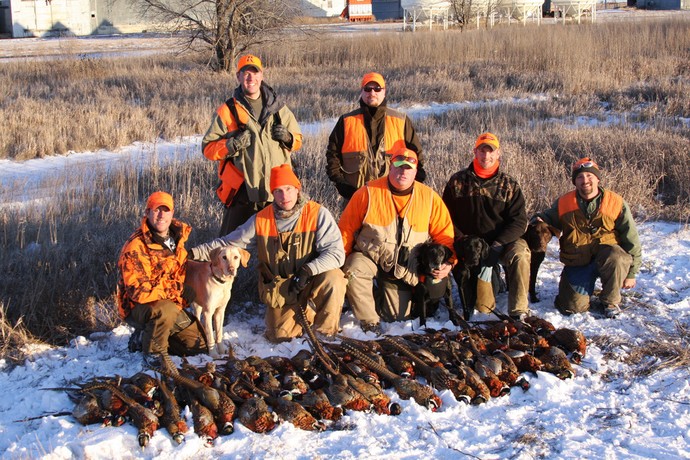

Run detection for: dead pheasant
[[87, 383, 159, 447], [189, 397, 218, 445], [492, 349, 530, 391], [463, 336, 510, 398], [153, 365, 236, 435], [343, 373, 401, 416], [128, 372, 159, 399], [457, 362, 491, 405], [71, 392, 112, 426], [235, 396, 277, 434], [298, 389, 343, 422], [341, 343, 441, 411], [157, 378, 187, 444], [324, 373, 374, 413], [504, 348, 543, 374], [535, 346, 575, 379], [247, 382, 325, 431], [548, 328, 587, 364]]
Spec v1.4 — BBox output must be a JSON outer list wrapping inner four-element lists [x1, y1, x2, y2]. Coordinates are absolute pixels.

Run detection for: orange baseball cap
[[390, 147, 418, 169], [237, 54, 263, 73], [361, 72, 386, 89], [146, 191, 174, 211], [475, 132, 500, 151]]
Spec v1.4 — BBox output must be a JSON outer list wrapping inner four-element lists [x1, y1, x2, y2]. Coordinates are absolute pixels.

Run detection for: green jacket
[[202, 83, 302, 204]]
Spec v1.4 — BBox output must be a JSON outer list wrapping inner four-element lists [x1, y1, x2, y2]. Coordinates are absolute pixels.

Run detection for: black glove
[[335, 181, 358, 199], [271, 124, 292, 144], [225, 130, 252, 157], [483, 242, 503, 268], [288, 265, 312, 297]]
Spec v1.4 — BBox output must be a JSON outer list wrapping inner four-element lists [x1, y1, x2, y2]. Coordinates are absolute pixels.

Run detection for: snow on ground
[[0, 220, 688, 460]]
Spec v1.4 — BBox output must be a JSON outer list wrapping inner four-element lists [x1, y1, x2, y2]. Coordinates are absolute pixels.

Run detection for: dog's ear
[[209, 247, 222, 265], [238, 247, 251, 267]]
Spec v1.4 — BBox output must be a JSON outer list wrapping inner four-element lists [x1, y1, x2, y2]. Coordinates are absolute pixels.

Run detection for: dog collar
[[210, 263, 227, 284]]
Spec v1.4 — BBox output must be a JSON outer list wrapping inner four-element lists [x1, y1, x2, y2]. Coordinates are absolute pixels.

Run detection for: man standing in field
[[442, 133, 531, 320], [190, 165, 346, 343], [202, 54, 303, 235], [117, 191, 207, 368], [326, 72, 425, 201], [534, 158, 641, 318], [339, 148, 454, 333]]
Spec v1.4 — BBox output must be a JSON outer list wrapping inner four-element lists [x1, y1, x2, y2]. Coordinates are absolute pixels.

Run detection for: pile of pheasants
[[58, 316, 586, 447]]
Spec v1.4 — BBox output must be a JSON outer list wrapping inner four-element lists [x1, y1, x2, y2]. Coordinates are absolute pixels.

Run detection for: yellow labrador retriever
[[186, 246, 250, 358]]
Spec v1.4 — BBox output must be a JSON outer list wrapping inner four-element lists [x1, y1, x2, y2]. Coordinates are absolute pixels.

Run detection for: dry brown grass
[[590, 321, 690, 378], [1, 17, 690, 354], [0, 303, 35, 366]]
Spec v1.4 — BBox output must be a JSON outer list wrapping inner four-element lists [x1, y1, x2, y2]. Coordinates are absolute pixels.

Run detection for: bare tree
[[136, 0, 298, 71]]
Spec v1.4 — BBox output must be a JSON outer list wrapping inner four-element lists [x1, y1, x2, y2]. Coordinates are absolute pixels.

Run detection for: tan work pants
[[475, 239, 531, 317], [343, 252, 414, 324], [264, 268, 347, 343], [127, 300, 207, 355]]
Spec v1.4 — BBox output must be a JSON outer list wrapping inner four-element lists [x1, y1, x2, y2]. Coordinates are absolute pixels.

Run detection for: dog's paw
[[215, 341, 227, 357]]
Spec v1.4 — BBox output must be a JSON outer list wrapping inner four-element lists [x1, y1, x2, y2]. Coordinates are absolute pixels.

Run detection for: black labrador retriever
[[452, 235, 503, 320], [411, 242, 463, 327], [523, 221, 559, 303]]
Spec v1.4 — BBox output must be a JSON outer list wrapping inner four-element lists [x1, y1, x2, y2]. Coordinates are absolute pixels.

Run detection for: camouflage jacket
[[442, 163, 527, 246], [116, 217, 191, 319]]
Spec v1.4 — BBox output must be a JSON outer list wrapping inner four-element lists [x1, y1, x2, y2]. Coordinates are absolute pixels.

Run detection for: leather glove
[[288, 265, 312, 297], [482, 242, 503, 268], [271, 124, 292, 144], [225, 130, 251, 157]]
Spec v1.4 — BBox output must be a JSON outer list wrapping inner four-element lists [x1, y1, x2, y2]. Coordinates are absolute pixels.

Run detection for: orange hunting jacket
[[339, 177, 455, 286]]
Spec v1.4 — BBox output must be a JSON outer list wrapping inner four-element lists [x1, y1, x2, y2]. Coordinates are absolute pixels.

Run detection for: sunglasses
[[391, 155, 418, 165], [362, 86, 384, 93], [573, 159, 598, 172]]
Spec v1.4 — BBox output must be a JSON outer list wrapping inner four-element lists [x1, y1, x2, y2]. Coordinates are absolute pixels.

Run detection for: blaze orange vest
[[340, 108, 407, 188], [354, 177, 434, 285], [254, 201, 320, 308], [557, 189, 623, 266]]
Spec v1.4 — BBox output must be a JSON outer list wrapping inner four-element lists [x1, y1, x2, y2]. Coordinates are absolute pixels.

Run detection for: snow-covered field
[[2, 14, 690, 457], [0, 219, 688, 459]]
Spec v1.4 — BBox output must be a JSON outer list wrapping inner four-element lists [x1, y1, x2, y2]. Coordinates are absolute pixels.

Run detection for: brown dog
[[524, 221, 560, 303], [186, 246, 250, 358]]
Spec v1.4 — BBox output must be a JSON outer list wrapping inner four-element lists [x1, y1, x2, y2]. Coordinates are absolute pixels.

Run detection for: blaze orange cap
[[237, 54, 263, 73], [361, 72, 386, 89], [270, 164, 301, 192], [146, 191, 174, 211], [475, 132, 500, 151]]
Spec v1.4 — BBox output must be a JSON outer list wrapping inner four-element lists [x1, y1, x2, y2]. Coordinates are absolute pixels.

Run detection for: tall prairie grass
[[1, 18, 689, 355]]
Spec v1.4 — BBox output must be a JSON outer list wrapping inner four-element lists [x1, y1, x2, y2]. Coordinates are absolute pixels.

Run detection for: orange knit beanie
[[270, 164, 301, 191]]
